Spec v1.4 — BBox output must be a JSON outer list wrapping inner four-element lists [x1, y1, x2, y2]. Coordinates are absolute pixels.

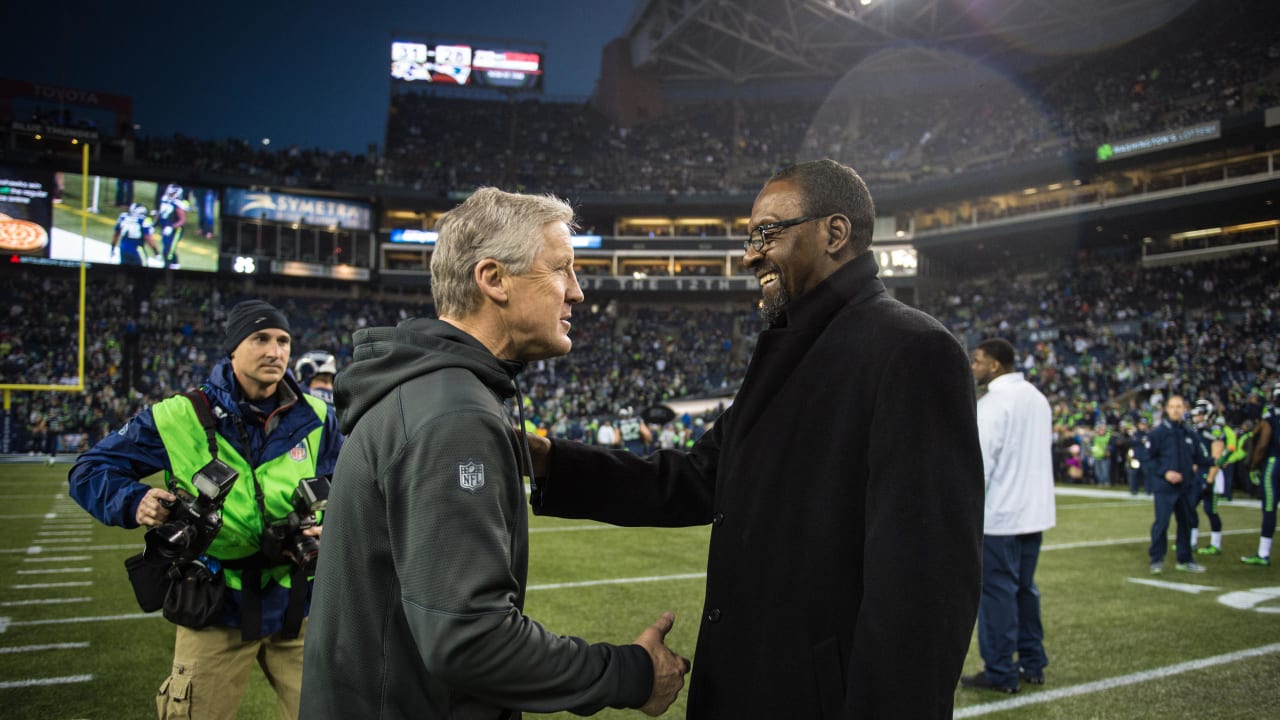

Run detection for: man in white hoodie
[[962, 338, 1057, 694]]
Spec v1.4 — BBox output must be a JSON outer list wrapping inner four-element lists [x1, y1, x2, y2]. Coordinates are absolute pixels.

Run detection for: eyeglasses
[[744, 215, 824, 253]]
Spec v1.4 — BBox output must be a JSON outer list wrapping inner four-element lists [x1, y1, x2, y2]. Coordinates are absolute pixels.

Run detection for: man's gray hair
[[430, 187, 575, 317]]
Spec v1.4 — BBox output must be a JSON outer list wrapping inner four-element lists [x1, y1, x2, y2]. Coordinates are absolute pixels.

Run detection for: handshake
[[634, 611, 692, 715]]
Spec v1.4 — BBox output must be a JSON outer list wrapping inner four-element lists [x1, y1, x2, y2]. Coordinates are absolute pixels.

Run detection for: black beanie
[[222, 300, 290, 356]]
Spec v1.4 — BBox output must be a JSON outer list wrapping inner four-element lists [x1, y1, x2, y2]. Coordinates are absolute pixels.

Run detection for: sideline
[[1054, 486, 1262, 509], [1043, 527, 1258, 552], [529, 572, 707, 591], [954, 642, 1280, 718]]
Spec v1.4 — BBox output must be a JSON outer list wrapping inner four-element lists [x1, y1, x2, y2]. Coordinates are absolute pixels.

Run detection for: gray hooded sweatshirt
[[300, 318, 652, 719]]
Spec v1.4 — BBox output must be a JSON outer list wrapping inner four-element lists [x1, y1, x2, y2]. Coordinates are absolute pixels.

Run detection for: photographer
[[68, 300, 343, 720]]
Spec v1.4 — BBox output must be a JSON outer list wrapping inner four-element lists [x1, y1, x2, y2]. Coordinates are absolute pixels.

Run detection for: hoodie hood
[[333, 317, 521, 435]]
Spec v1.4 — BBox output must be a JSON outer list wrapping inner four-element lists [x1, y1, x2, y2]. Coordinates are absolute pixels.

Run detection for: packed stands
[[98, 2, 1280, 198]]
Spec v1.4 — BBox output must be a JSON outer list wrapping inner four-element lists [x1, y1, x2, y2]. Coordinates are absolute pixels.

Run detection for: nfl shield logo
[[289, 443, 308, 462], [458, 460, 485, 494]]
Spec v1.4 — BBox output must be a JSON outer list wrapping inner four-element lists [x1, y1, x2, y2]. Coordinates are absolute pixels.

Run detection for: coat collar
[[773, 251, 885, 331]]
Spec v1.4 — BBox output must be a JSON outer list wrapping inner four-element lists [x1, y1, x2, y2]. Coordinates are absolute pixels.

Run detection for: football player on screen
[[156, 183, 189, 268], [111, 203, 158, 267]]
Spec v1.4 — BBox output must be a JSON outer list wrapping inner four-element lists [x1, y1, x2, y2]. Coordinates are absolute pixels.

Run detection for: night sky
[[8, 0, 641, 152]]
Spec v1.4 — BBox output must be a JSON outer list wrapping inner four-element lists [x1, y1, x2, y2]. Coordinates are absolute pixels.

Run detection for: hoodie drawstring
[[513, 382, 536, 489]]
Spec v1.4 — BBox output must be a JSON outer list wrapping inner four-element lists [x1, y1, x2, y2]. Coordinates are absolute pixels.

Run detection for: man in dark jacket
[[1144, 394, 1213, 574], [300, 187, 688, 719], [528, 159, 985, 718]]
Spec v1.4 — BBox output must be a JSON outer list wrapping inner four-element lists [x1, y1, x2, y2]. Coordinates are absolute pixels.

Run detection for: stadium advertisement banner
[[389, 228, 438, 244], [1095, 121, 1220, 162], [389, 228, 600, 247], [226, 189, 371, 231], [578, 276, 757, 292], [270, 260, 371, 282], [0, 167, 54, 258], [52, 175, 220, 272]]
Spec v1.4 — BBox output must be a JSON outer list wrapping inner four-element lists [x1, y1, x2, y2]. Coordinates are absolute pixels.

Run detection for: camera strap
[[182, 389, 220, 461]]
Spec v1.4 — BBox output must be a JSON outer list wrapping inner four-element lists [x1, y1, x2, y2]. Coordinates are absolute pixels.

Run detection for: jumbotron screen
[[48, 175, 221, 272], [391, 40, 543, 90]]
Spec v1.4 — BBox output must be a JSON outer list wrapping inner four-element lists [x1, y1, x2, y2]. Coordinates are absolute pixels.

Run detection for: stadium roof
[[623, 0, 1195, 83]]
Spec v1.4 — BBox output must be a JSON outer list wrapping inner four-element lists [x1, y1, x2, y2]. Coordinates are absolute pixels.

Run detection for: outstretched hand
[[525, 431, 552, 478], [633, 611, 691, 716]]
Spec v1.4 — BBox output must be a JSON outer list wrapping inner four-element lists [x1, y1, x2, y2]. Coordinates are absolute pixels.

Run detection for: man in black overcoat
[[529, 159, 984, 719]]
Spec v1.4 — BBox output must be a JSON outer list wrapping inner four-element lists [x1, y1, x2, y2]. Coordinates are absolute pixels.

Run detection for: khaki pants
[[156, 620, 307, 720]]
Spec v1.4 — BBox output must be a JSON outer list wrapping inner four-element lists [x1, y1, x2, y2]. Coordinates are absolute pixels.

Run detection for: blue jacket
[[1143, 418, 1211, 494], [1130, 430, 1150, 465], [68, 357, 343, 634]]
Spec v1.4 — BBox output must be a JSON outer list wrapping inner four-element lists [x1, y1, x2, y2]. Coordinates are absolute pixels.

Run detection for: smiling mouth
[[758, 272, 779, 287]]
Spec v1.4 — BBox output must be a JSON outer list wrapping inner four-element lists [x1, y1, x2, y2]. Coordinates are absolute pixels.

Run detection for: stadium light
[[860, 0, 872, 5]]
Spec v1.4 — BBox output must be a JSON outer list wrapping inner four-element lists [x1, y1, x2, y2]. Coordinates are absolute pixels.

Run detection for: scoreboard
[[391, 40, 543, 90]]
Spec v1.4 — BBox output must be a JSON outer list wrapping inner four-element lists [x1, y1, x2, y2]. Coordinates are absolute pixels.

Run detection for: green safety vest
[[1091, 431, 1111, 460], [152, 393, 327, 591]]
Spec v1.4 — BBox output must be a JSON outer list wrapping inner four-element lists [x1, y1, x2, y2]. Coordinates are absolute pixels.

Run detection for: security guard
[[68, 300, 343, 720], [1144, 394, 1213, 574]]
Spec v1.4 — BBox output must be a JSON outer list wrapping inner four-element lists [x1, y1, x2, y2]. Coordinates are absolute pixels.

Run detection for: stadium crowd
[[104, 2, 1280, 198], [1, 265, 750, 455], [5, 242, 1278, 493], [922, 248, 1280, 490]]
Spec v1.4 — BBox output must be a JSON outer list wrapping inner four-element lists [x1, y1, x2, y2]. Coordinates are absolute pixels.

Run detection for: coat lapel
[[726, 253, 885, 446]]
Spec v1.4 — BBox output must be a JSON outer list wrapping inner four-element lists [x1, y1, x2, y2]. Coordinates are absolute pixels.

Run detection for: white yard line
[[1054, 487, 1262, 509], [11, 582, 93, 589], [0, 495, 68, 501], [530, 525, 625, 534], [954, 642, 1280, 718], [23, 556, 92, 563], [6, 612, 162, 628], [15, 568, 92, 575], [529, 572, 707, 591], [0, 642, 88, 654], [1057, 500, 1149, 509], [0, 544, 139, 554], [0, 674, 94, 689], [1044, 527, 1258, 552], [0, 597, 92, 607]]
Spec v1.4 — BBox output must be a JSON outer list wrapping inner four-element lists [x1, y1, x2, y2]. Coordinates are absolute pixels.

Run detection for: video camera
[[145, 458, 239, 566], [261, 476, 330, 575]]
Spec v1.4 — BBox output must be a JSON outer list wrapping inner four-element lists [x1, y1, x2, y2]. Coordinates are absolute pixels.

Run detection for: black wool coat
[[533, 252, 985, 719]]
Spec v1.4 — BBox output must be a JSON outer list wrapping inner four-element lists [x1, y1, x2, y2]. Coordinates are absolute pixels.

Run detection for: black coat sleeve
[[846, 329, 985, 718], [530, 413, 723, 528]]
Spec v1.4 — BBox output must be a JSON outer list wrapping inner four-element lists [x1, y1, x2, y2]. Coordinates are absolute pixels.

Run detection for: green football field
[[2, 461, 1278, 719]]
